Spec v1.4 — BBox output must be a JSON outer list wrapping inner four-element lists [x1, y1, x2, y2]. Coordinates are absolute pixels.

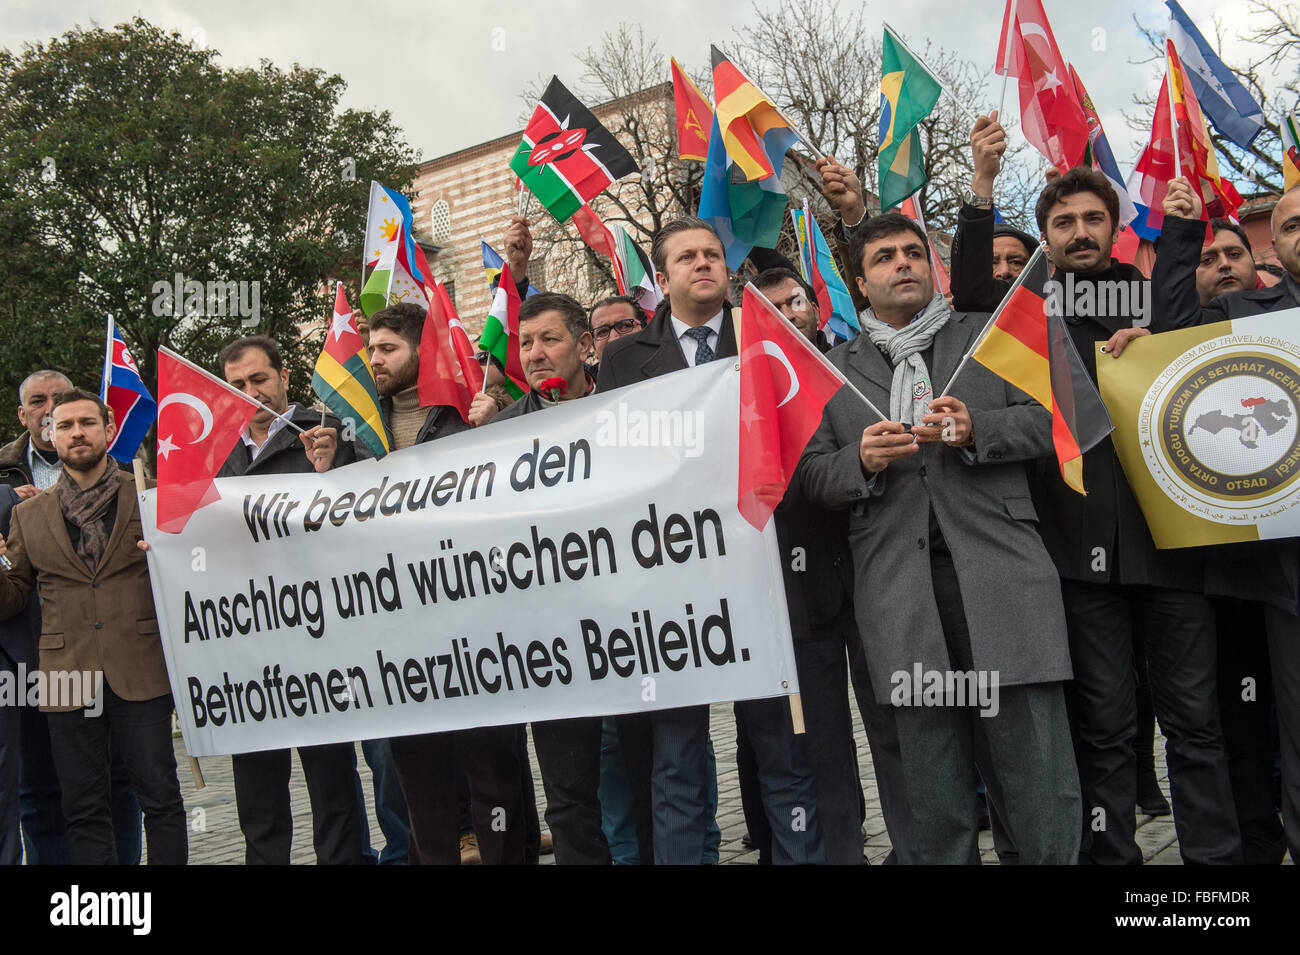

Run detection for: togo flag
[[313, 284, 389, 458], [878, 26, 941, 211], [1098, 308, 1300, 548], [509, 76, 637, 224]]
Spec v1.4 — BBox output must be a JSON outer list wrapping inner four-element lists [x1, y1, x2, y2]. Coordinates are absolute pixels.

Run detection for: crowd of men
[[0, 110, 1297, 865]]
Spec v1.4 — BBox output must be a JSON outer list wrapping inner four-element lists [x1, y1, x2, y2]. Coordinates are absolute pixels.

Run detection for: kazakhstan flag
[[879, 29, 941, 211]]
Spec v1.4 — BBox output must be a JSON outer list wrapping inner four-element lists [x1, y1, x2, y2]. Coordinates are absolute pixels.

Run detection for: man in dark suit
[[1150, 179, 1300, 863], [598, 217, 823, 865], [0, 389, 186, 864], [798, 212, 1081, 864], [213, 334, 366, 865]]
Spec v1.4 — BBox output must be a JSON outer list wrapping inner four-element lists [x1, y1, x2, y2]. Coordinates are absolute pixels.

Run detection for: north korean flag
[[100, 316, 157, 463]]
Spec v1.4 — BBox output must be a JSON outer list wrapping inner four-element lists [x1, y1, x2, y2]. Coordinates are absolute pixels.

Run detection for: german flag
[[312, 283, 390, 458], [970, 249, 1112, 493], [710, 45, 797, 182]]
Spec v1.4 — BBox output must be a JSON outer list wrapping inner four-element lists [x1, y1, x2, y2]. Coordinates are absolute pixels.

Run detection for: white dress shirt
[[670, 311, 725, 367], [240, 403, 298, 461]]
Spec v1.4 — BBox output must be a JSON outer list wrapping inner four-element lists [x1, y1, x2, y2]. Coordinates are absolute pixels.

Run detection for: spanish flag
[[970, 249, 1113, 494], [312, 283, 390, 458], [710, 45, 797, 182]]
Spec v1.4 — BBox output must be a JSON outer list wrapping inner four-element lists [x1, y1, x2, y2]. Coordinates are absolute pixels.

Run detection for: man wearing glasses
[[587, 296, 645, 374]]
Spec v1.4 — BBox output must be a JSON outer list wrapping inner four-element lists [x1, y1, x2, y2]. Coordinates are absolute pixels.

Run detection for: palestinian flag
[[479, 262, 530, 399], [878, 27, 941, 210], [614, 226, 662, 320], [970, 248, 1113, 494], [312, 284, 389, 458], [509, 76, 637, 224]]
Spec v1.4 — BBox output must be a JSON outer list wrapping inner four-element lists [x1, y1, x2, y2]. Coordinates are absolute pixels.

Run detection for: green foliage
[[0, 16, 418, 446]]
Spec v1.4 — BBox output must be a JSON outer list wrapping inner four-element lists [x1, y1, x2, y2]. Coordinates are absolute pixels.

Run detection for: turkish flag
[[738, 284, 847, 530], [418, 282, 483, 421], [154, 346, 260, 533], [995, 0, 1088, 172]]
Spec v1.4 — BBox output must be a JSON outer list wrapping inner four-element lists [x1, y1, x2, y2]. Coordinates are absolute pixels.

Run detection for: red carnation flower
[[539, 376, 567, 402]]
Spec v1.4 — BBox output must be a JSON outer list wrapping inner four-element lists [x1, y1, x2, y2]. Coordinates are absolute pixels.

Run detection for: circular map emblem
[[1141, 341, 1300, 518]]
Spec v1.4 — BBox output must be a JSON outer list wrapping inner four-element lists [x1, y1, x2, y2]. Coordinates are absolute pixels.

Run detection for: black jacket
[[218, 405, 360, 478], [946, 203, 1196, 587], [1153, 214, 1300, 331], [1036, 260, 1203, 589], [596, 297, 737, 392], [0, 486, 40, 670]]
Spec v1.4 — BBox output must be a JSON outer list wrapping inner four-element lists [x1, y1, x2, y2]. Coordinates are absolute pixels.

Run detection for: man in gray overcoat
[[798, 211, 1081, 864]]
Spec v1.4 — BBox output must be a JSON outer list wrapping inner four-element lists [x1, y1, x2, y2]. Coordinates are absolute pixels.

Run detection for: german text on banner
[[138, 361, 799, 757], [1098, 309, 1300, 549]]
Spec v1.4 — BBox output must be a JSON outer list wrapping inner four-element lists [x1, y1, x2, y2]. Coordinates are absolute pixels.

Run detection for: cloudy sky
[[1, 0, 1278, 170]]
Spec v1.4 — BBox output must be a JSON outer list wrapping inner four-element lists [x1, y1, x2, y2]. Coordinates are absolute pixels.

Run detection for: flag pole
[[1164, 40, 1183, 178], [996, 0, 1019, 117], [742, 283, 889, 423], [937, 245, 1046, 396], [158, 346, 307, 435], [883, 23, 981, 124]]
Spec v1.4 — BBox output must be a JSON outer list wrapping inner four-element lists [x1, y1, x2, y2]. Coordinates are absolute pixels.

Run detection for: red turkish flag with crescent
[[154, 346, 261, 533], [738, 285, 848, 530], [418, 282, 484, 422]]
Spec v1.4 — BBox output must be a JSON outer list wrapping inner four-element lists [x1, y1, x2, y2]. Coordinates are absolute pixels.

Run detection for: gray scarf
[[861, 293, 951, 424]]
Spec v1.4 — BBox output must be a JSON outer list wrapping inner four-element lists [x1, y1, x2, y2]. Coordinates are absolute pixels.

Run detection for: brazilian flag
[[879, 29, 942, 211]]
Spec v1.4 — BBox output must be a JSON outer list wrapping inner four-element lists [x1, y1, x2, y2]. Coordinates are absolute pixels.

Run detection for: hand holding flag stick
[[883, 23, 980, 124]]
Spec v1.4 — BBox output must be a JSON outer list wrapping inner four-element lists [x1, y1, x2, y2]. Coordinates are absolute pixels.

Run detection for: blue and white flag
[[1166, 0, 1266, 149], [100, 316, 156, 463]]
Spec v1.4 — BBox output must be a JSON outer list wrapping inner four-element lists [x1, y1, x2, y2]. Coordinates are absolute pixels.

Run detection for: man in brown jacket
[[0, 388, 186, 864]]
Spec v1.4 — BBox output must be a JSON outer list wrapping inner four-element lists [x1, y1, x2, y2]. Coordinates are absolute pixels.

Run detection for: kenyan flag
[[510, 76, 637, 224]]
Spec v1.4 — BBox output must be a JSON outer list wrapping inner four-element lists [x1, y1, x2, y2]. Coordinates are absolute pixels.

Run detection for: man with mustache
[[951, 150, 1241, 863]]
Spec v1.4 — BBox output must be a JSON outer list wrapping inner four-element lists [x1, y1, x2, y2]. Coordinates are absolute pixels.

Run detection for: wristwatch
[[964, 189, 994, 209]]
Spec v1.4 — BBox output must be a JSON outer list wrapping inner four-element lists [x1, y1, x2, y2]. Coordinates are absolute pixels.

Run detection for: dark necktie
[[684, 326, 715, 365]]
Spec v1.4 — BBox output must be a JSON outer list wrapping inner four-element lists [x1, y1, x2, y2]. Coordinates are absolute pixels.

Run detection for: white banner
[[139, 362, 798, 757]]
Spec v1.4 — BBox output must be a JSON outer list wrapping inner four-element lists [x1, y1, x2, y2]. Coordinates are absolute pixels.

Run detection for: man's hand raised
[[816, 157, 867, 226]]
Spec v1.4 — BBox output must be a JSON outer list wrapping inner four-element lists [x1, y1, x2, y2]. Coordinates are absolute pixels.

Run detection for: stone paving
[[176, 703, 1187, 864]]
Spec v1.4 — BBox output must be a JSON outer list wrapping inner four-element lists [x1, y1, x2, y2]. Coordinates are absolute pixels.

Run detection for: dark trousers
[[531, 716, 609, 864], [733, 696, 825, 864], [1062, 580, 1242, 864], [0, 651, 19, 865], [615, 705, 711, 864], [1214, 599, 1285, 864], [357, 737, 409, 864], [232, 742, 364, 865], [1263, 606, 1300, 861], [18, 702, 141, 864], [389, 726, 526, 865], [895, 549, 1079, 864], [43, 687, 185, 865]]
